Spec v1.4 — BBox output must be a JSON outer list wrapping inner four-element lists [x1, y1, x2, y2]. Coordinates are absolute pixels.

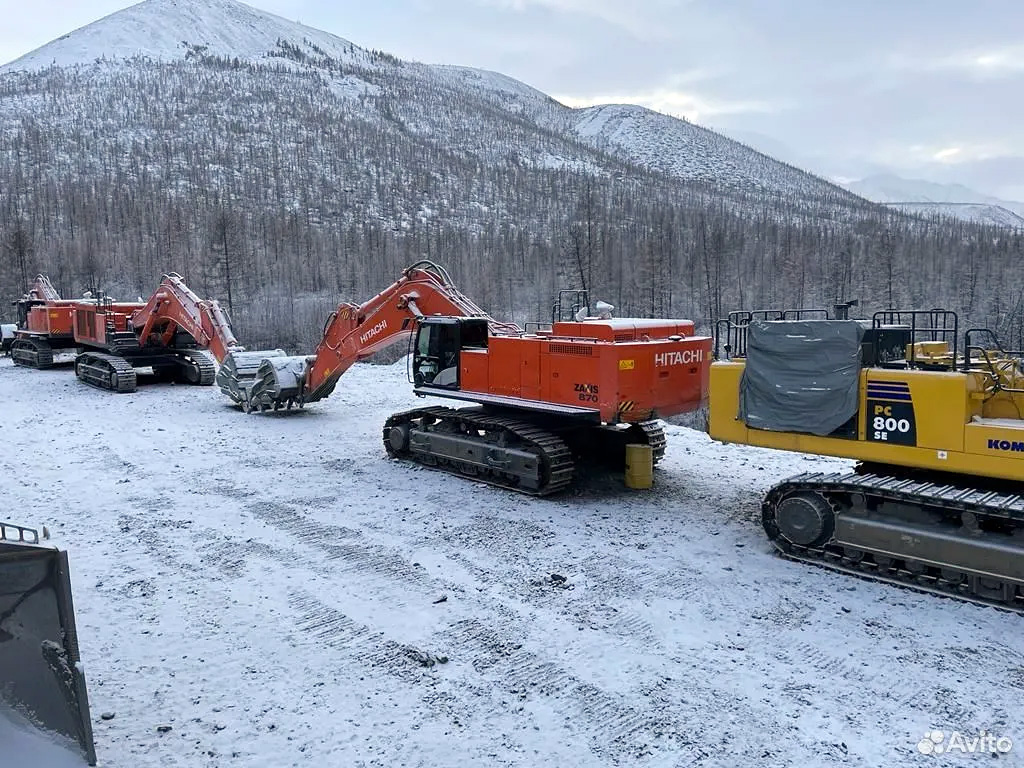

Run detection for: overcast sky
[[1, 0, 1022, 199]]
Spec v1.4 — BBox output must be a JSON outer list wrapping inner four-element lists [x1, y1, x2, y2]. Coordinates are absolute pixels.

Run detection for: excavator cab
[[14, 297, 43, 330], [412, 317, 488, 389]]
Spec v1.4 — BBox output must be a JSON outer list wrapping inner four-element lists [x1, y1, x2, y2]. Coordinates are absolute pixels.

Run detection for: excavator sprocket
[[74, 352, 137, 393], [177, 351, 216, 386], [383, 406, 574, 496], [11, 337, 55, 369], [762, 471, 1024, 613]]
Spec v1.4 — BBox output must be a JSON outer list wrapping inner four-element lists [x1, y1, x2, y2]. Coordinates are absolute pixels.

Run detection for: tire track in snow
[[287, 589, 448, 681], [248, 500, 433, 591], [230, 497, 696, 763], [425, 516, 673, 646], [439, 618, 696, 765]]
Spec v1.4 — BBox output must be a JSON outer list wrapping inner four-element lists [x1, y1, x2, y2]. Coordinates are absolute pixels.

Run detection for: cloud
[[933, 147, 961, 162], [971, 47, 1024, 73], [472, 0, 688, 39], [868, 141, 1009, 171], [890, 44, 1024, 78]]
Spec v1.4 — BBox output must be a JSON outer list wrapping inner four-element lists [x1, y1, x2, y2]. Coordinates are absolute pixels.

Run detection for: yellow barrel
[[624, 443, 653, 489]]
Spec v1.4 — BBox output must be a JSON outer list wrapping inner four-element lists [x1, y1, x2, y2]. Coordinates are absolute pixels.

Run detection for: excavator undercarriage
[[384, 407, 577, 495], [383, 407, 667, 496], [764, 470, 1024, 611], [11, 335, 61, 369], [73, 348, 215, 393]]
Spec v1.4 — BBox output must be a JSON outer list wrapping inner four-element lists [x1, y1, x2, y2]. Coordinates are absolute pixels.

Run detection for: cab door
[[413, 318, 461, 389]]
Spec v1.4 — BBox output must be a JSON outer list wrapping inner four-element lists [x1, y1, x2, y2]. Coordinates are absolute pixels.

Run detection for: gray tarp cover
[[739, 320, 864, 436]]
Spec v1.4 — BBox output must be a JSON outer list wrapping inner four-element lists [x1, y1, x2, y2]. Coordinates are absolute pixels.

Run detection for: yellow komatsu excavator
[[710, 306, 1024, 612]]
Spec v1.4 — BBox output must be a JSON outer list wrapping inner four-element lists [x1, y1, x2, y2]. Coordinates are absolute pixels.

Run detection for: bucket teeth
[[219, 351, 309, 412], [217, 349, 288, 405], [248, 356, 310, 411]]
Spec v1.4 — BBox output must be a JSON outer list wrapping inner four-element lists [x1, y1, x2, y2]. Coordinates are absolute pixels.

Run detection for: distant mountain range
[[844, 173, 1024, 228]]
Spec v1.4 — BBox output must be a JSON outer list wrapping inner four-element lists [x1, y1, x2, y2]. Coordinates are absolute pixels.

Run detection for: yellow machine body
[[710, 356, 1024, 483], [709, 311, 1024, 611]]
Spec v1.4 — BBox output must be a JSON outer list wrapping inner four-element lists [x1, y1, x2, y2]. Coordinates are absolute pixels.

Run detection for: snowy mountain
[[846, 173, 1024, 225], [1, 0, 857, 204], [570, 104, 844, 201], [2, 0, 1019, 348], [1, 0, 371, 71], [890, 202, 1024, 228]]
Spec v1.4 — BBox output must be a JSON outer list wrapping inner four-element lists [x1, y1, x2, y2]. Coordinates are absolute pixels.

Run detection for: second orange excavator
[[11, 273, 253, 393], [220, 261, 712, 494]]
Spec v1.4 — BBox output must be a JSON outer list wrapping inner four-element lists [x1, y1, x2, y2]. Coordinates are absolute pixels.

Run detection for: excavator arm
[[225, 261, 516, 411], [27, 275, 61, 302], [132, 273, 243, 363]]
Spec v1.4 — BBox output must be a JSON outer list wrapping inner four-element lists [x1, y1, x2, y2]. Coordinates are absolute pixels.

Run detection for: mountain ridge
[[0, 0, 861, 202], [1, 0, 370, 73], [845, 172, 1024, 222], [4, 0, 1017, 353]]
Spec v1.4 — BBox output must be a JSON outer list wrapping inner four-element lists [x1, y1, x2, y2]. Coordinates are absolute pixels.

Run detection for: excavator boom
[[223, 261, 514, 410], [132, 273, 243, 363], [27, 275, 61, 302]]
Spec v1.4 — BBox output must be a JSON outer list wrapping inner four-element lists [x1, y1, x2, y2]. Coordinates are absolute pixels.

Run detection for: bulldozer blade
[[217, 349, 287, 405], [0, 526, 96, 766]]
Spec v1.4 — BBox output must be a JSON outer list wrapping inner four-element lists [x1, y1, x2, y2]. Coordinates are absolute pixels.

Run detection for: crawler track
[[383, 406, 574, 496], [11, 337, 55, 369], [763, 471, 1024, 613], [630, 420, 666, 464], [179, 351, 216, 386], [75, 352, 138, 393]]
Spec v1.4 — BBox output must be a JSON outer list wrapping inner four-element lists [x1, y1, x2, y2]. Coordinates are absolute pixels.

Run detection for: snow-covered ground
[[2, 357, 1019, 767]]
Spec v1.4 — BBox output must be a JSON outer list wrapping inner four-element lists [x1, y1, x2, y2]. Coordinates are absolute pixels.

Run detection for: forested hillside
[[1, 0, 1022, 353]]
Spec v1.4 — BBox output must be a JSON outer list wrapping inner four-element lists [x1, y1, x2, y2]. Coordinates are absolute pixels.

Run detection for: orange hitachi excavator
[[220, 261, 712, 494], [9, 275, 78, 368], [12, 273, 254, 393]]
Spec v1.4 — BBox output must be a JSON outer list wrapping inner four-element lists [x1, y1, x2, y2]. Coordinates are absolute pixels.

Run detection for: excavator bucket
[[243, 355, 312, 411], [0, 524, 96, 766], [216, 349, 287, 406]]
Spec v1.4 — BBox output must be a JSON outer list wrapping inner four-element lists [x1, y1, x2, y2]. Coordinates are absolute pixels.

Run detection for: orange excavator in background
[[12, 273, 254, 393], [9, 275, 78, 368], [220, 261, 712, 494]]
